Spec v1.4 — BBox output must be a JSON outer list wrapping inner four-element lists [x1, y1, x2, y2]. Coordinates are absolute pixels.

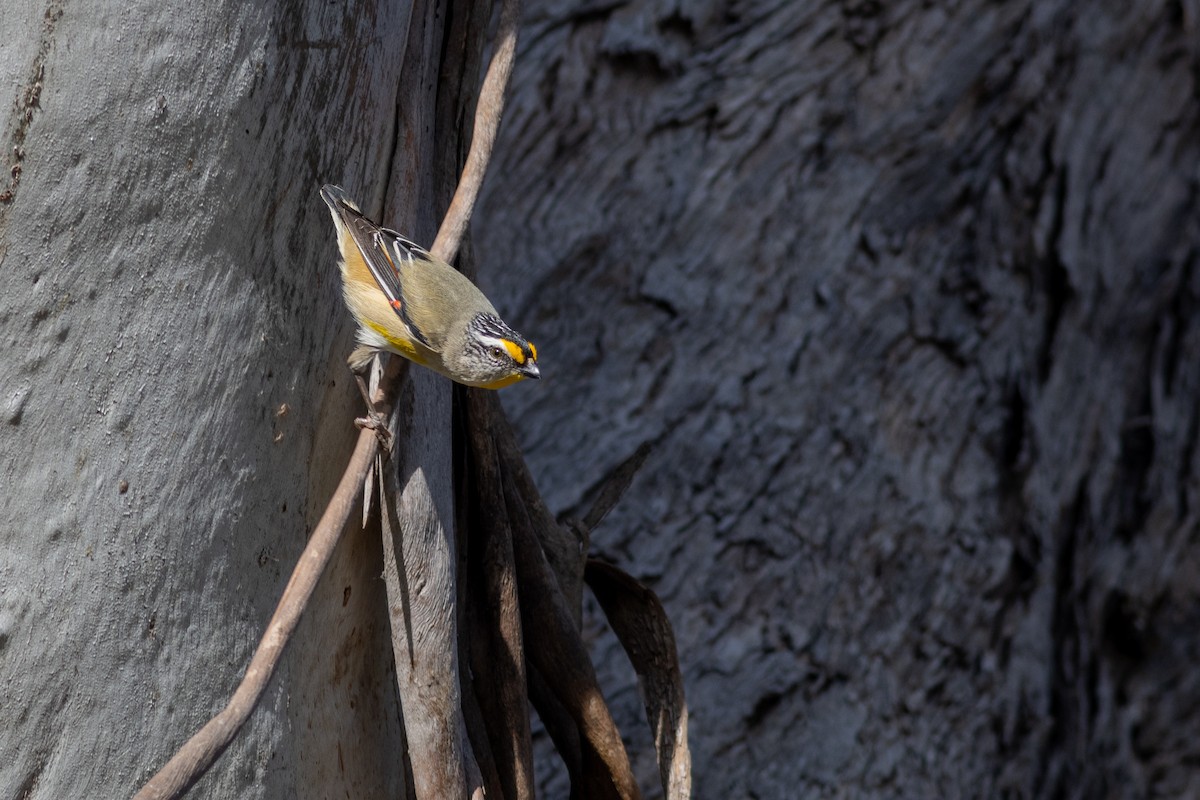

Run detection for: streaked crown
[[469, 313, 539, 373]]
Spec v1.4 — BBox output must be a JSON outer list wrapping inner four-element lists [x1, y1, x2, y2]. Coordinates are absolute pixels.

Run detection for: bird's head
[[452, 313, 540, 389]]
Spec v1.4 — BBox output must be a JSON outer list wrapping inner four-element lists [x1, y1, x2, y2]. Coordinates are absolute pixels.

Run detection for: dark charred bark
[[478, 2, 1200, 797]]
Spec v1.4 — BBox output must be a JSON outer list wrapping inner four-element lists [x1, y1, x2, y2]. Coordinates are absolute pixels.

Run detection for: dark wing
[[320, 185, 432, 347]]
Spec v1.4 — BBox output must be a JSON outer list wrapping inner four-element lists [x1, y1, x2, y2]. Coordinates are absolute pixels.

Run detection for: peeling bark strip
[[382, 374, 472, 799], [456, 389, 666, 800], [462, 390, 535, 800], [458, 391, 693, 799], [374, 0, 516, 793], [500, 448, 644, 800], [586, 560, 691, 800]]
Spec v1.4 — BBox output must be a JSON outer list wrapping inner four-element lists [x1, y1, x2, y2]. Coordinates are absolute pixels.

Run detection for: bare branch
[[430, 0, 522, 264]]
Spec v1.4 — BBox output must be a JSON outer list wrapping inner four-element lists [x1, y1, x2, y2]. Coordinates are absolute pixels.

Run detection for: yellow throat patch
[[478, 373, 526, 390]]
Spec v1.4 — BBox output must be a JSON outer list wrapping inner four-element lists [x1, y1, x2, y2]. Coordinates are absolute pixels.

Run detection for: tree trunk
[[0, 0, 455, 796], [478, 2, 1200, 797]]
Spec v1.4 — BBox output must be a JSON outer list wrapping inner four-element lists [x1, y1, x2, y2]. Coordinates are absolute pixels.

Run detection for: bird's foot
[[355, 410, 393, 450]]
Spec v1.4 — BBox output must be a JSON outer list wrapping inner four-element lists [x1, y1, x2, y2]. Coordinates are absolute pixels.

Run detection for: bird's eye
[[488, 346, 504, 360]]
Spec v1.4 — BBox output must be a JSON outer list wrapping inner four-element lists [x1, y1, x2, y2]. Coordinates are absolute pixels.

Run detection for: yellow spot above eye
[[501, 339, 525, 364], [528, 341, 538, 361]]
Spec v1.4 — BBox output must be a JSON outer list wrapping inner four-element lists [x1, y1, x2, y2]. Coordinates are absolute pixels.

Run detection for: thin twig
[[430, 0, 522, 263], [133, 427, 381, 800]]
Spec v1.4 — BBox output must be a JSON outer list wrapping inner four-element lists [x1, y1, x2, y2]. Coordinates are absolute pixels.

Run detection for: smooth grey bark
[[0, 0, 415, 797], [478, 2, 1200, 798]]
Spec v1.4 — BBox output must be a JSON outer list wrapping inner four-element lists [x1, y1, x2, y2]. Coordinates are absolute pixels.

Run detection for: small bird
[[320, 184, 540, 389]]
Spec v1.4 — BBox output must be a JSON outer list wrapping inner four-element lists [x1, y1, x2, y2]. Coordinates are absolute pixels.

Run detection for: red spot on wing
[[390, 299, 403, 310]]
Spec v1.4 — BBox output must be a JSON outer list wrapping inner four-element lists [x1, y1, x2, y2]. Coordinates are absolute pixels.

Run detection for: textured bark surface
[[477, 2, 1200, 797], [0, 0, 412, 796]]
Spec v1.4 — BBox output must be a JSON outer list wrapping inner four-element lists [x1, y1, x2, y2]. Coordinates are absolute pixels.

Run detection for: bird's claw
[[355, 411, 393, 449]]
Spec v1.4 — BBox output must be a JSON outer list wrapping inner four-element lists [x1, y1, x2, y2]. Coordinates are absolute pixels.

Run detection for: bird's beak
[[521, 361, 541, 380]]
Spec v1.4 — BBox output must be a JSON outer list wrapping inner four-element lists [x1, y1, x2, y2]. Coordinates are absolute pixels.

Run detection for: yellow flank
[[477, 374, 526, 390], [365, 320, 426, 364], [339, 227, 377, 288], [501, 339, 525, 364]]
